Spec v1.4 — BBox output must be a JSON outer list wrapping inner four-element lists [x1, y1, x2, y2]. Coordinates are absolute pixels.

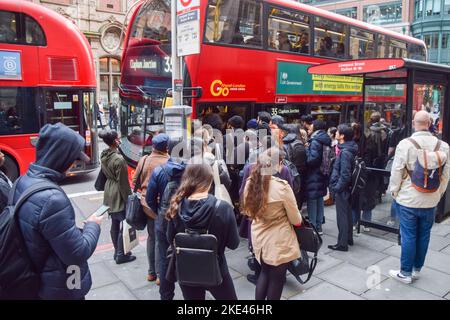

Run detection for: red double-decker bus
[[119, 0, 427, 167], [0, 0, 99, 180]]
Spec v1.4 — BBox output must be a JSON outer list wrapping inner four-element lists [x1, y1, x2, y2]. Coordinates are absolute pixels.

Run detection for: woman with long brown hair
[[242, 148, 302, 300], [166, 163, 240, 300]]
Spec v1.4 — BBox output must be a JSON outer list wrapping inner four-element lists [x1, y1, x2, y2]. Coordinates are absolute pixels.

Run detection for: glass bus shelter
[[309, 58, 450, 242]]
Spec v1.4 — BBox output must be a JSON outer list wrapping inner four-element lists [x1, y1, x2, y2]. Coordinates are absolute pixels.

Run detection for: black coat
[[15, 123, 100, 299], [329, 141, 358, 193], [305, 130, 332, 200]]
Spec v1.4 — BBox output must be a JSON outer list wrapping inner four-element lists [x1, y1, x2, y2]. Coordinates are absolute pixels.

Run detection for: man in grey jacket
[[388, 111, 450, 284]]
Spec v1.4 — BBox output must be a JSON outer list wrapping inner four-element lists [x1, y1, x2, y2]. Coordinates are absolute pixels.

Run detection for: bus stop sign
[[308, 58, 405, 75]]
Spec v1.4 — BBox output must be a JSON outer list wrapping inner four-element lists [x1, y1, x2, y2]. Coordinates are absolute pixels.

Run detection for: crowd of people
[[1, 107, 448, 300]]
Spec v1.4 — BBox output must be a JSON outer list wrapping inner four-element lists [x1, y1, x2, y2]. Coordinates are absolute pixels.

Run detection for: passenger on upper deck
[[278, 32, 291, 51]]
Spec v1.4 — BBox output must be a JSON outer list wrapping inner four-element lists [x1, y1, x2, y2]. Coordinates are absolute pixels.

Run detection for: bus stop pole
[[171, 0, 182, 106]]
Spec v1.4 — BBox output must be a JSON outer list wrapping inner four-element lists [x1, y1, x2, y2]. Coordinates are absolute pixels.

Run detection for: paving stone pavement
[[87, 206, 450, 300]]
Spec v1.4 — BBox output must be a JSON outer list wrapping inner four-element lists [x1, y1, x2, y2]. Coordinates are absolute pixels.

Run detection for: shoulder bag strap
[[206, 199, 221, 234], [13, 181, 62, 217], [7, 177, 22, 206], [212, 161, 221, 187], [134, 155, 149, 193], [434, 140, 442, 152], [408, 138, 421, 150]]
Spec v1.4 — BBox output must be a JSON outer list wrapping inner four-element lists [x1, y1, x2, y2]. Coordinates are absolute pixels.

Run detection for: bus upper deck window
[[205, 0, 262, 48], [0, 11, 19, 44], [25, 15, 46, 46], [267, 7, 311, 54]]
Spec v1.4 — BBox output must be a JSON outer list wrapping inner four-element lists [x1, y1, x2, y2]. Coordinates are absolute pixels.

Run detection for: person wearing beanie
[[99, 129, 135, 265], [247, 119, 258, 131], [132, 133, 170, 284]]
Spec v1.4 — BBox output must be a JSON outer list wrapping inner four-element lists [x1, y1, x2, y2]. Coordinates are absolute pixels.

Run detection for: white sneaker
[[362, 226, 371, 232], [353, 226, 356, 232], [389, 270, 412, 284], [387, 220, 396, 227], [412, 270, 420, 280]]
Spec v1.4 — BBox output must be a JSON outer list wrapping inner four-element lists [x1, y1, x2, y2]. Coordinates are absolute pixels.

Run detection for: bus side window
[[267, 7, 311, 54], [24, 15, 46, 46], [205, 0, 262, 48], [0, 11, 19, 44]]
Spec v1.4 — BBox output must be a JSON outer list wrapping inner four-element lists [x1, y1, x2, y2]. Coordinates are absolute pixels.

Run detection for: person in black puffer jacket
[[282, 123, 307, 210], [305, 120, 331, 234], [14, 123, 102, 300], [166, 163, 240, 300], [328, 124, 358, 252]]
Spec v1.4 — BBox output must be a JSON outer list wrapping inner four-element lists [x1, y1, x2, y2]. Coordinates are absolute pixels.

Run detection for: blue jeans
[[352, 209, 372, 226], [397, 203, 435, 276], [390, 200, 398, 220], [156, 229, 175, 300], [307, 197, 324, 231]]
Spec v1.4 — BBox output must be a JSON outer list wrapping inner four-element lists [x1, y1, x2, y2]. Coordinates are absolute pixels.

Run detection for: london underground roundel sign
[[308, 58, 405, 75], [180, 0, 192, 6]]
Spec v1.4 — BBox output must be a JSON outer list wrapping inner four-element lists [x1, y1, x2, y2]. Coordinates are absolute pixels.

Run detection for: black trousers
[[179, 272, 237, 300], [110, 211, 126, 257], [335, 191, 353, 247]]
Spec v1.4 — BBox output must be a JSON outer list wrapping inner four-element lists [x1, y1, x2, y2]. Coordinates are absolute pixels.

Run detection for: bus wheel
[[3, 155, 19, 182]]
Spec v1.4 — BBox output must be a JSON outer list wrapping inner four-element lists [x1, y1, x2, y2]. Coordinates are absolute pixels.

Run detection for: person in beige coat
[[133, 133, 170, 283], [242, 147, 302, 300]]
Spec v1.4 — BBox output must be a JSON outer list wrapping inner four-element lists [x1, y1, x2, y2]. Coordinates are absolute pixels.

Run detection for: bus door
[[45, 90, 81, 132], [310, 104, 343, 128], [196, 102, 253, 127]]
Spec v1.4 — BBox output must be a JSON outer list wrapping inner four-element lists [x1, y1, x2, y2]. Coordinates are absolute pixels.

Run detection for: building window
[[445, 0, 450, 14], [423, 33, 440, 62], [41, 0, 72, 4], [426, 0, 433, 16], [363, 2, 403, 25], [98, 0, 122, 12], [99, 57, 120, 104], [415, 0, 424, 19], [334, 7, 357, 20], [442, 33, 450, 62], [433, 0, 441, 15]]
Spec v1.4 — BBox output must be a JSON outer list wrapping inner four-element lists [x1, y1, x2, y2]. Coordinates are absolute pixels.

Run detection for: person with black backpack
[[146, 139, 186, 300], [282, 124, 307, 210], [166, 163, 240, 300], [305, 120, 332, 235], [0, 123, 102, 300], [328, 124, 358, 252]]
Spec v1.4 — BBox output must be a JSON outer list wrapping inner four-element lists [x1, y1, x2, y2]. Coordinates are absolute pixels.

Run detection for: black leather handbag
[[173, 200, 222, 287], [289, 217, 322, 284], [294, 217, 323, 254], [94, 168, 106, 191], [125, 156, 148, 231]]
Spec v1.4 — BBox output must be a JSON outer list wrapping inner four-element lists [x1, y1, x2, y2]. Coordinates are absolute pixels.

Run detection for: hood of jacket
[[369, 122, 387, 132], [179, 194, 216, 230], [310, 130, 332, 146], [35, 123, 86, 174], [282, 133, 299, 144], [338, 140, 358, 156], [164, 157, 186, 180]]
